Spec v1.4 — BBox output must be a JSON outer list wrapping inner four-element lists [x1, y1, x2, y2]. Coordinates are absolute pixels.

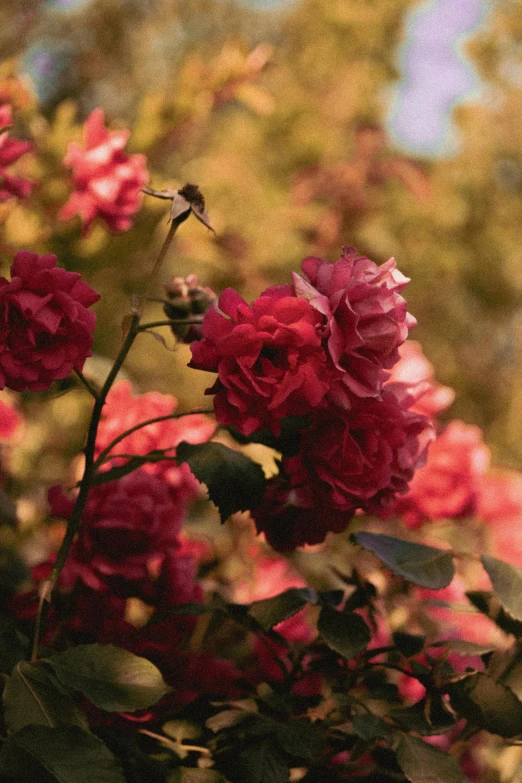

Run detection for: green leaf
[[432, 639, 496, 656], [274, 720, 324, 759], [449, 671, 522, 737], [389, 698, 456, 736], [353, 532, 455, 589], [352, 713, 393, 743], [317, 607, 371, 660], [466, 590, 522, 636], [176, 442, 267, 522], [3, 661, 89, 734], [392, 632, 425, 658], [219, 739, 289, 783], [45, 644, 171, 712], [248, 588, 314, 631], [396, 734, 467, 783], [0, 725, 125, 783], [481, 555, 522, 621]]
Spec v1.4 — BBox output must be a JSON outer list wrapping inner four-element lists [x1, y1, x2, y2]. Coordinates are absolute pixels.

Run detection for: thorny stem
[[92, 409, 215, 469], [31, 313, 141, 662]]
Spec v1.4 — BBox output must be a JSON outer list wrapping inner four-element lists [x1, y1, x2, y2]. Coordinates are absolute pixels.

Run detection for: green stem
[[30, 313, 141, 662], [140, 220, 179, 309], [92, 409, 215, 469], [137, 318, 203, 331]]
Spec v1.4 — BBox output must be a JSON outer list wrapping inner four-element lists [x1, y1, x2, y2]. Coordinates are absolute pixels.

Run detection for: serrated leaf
[[0, 725, 125, 783], [45, 644, 171, 712], [275, 720, 324, 759], [481, 555, 522, 621], [449, 671, 522, 737], [317, 607, 371, 660], [248, 588, 314, 631], [353, 532, 455, 589], [3, 661, 89, 734], [176, 442, 267, 522], [396, 734, 467, 783]]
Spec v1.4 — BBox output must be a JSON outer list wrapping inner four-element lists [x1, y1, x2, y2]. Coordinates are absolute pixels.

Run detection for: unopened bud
[[163, 274, 216, 343]]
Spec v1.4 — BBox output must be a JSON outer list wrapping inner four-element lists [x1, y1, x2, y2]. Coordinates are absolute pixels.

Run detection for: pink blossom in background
[[59, 108, 148, 232], [0, 251, 99, 391], [0, 103, 34, 201], [390, 420, 490, 528], [95, 380, 215, 503], [0, 396, 21, 440], [292, 247, 416, 403], [386, 339, 455, 418]]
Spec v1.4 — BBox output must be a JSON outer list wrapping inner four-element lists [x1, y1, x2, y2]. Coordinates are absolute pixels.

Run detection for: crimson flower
[[190, 287, 332, 435], [0, 251, 99, 391], [60, 108, 148, 232]]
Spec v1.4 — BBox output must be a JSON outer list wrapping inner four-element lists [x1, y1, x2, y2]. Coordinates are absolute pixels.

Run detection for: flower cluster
[[191, 247, 435, 550], [60, 108, 148, 232], [0, 251, 99, 391], [0, 101, 34, 202]]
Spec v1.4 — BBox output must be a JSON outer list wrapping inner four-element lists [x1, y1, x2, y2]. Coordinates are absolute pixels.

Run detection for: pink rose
[[386, 340, 455, 418], [95, 380, 215, 503], [0, 104, 34, 201], [0, 251, 99, 391], [0, 396, 21, 440], [292, 247, 416, 402], [391, 420, 490, 528], [190, 287, 332, 435], [60, 108, 148, 232]]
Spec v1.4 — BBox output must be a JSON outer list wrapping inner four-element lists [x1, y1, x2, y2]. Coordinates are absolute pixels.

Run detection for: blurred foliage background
[[3, 0, 522, 483]]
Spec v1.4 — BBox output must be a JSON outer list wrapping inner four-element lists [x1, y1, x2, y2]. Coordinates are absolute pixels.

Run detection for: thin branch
[[74, 369, 99, 400]]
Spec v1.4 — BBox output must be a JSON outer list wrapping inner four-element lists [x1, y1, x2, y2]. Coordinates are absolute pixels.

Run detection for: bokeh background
[[3, 0, 522, 482]]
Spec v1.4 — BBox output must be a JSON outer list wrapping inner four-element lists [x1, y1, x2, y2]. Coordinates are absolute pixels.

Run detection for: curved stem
[[92, 409, 215, 469], [74, 369, 99, 400], [31, 313, 141, 661]]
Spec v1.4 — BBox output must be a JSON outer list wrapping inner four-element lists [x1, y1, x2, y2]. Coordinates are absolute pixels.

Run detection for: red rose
[[292, 247, 416, 402], [0, 251, 99, 391], [391, 420, 490, 528], [190, 287, 332, 435], [0, 104, 34, 201], [0, 396, 21, 440], [253, 390, 433, 550], [59, 108, 148, 232], [96, 380, 215, 503], [49, 470, 184, 598]]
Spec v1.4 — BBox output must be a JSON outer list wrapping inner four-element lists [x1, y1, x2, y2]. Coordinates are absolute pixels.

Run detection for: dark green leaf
[[396, 734, 467, 783], [389, 698, 456, 736], [317, 607, 371, 660], [481, 555, 522, 621], [248, 588, 314, 631], [218, 739, 289, 783], [227, 416, 308, 457], [176, 442, 267, 522], [352, 713, 393, 743], [466, 591, 522, 636], [0, 725, 125, 783], [449, 672, 522, 737], [353, 532, 455, 589], [45, 644, 171, 712], [392, 632, 425, 658], [275, 720, 324, 759], [3, 661, 89, 734], [0, 613, 29, 673]]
